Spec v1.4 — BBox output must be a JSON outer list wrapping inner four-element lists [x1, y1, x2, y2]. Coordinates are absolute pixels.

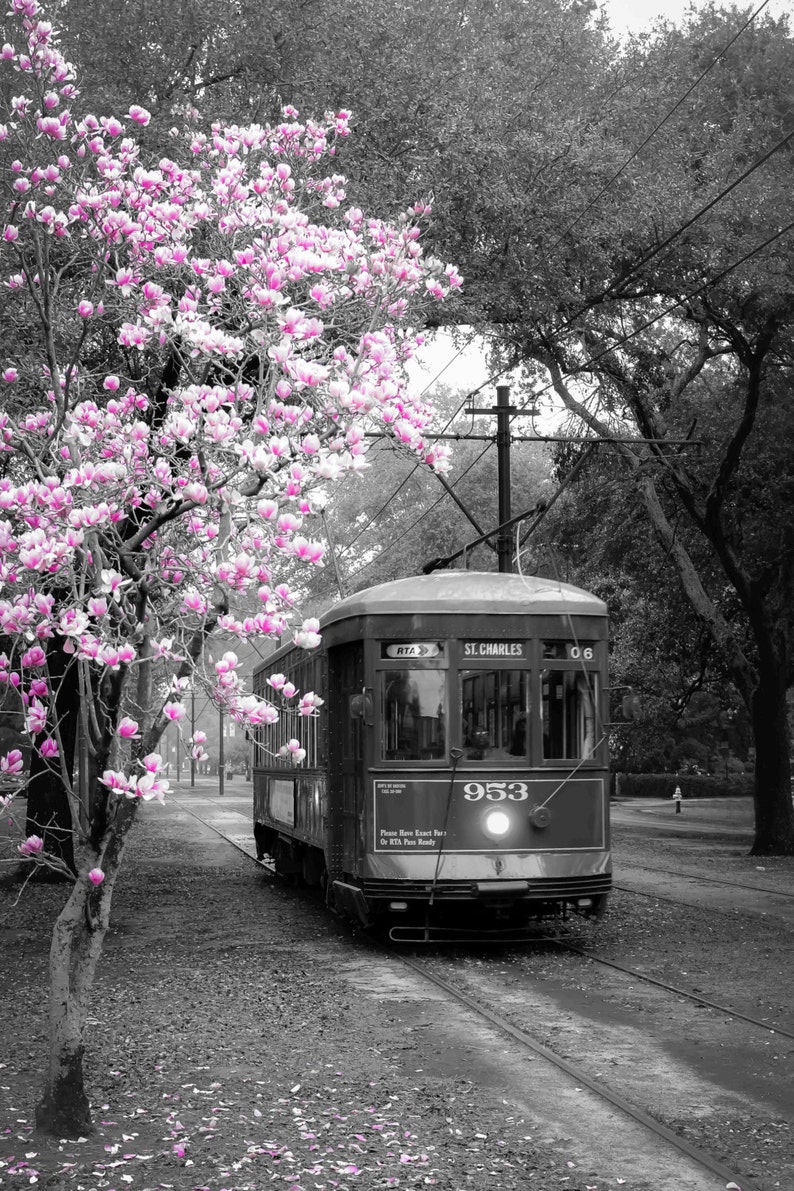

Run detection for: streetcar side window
[[253, 650, 324, 769], [541, 670, 597, 760], [461, 669, 529, 761], [380, 669, 447, 760]]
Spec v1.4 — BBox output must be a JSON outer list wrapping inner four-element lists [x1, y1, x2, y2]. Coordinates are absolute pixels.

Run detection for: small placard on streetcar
[[383, 642, 442, 658], [542, 640, 597, 661]]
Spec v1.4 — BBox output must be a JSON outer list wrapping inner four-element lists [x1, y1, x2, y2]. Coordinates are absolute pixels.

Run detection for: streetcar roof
[[321, 571, 607, 627]]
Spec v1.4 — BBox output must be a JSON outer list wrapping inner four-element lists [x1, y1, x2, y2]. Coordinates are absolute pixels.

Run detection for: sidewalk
[[612, 795, 754, 833]]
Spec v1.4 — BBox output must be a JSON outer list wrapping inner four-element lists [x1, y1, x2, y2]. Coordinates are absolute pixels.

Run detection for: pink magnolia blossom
[[87, 868, 104, 886], [132, 772, 169, 802], [20, 645, 46, 667], [0, 1, 457, 929], [25, 699, 48, 735], [279, 739, 306, 765], [298, 692, 324, 716], [127, 105, 151, 126], [100, 769, 131, 794], [1, 749, 24, 775], [18, 834, 44, 856]]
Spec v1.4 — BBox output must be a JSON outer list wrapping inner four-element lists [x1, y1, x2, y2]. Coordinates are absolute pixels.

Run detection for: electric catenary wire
[[336, 7, 788, 573], [343, 216, 794, 583], [542, 0, 771, 260], [342, 91, 794, 566], [335, 8, 773, 558]]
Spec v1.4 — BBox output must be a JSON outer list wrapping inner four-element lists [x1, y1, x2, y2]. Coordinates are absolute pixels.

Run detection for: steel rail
[[177, 800, 790, 1033], [544, 935, 794, 1041], [616, 862, 794, 901], [613, 880, 790, 922], [396, 952, 765, 1191]]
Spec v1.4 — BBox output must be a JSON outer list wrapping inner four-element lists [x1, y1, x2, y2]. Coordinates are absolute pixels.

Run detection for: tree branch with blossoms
[[0, 0, 460, 1133]]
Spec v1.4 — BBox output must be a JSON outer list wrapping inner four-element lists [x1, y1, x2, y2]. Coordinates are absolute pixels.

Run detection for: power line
[[343, 216, 794, 583], [341, 123, 794, 572], [333, 4, 785, 572], [542, 0, 770, 259]]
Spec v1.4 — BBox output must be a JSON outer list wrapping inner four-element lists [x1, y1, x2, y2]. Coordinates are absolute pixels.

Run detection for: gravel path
[[1, 792, 792, 1191]]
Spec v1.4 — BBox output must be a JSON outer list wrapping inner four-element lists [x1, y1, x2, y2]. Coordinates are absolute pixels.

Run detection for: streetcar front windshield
[[461, 669, 529, 761], [542, 670, 597, 760], [381, 669, 447, 760]]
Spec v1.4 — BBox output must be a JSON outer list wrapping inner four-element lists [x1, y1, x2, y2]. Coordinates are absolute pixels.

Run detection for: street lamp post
[[190, 686, 196, 788], [218, 705, 225, 797]]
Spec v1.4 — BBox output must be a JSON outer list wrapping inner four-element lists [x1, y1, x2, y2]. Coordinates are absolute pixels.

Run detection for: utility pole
[[467, 385, 517, 574], [495, 385, 513, 574], [421, 385, 702, 577]]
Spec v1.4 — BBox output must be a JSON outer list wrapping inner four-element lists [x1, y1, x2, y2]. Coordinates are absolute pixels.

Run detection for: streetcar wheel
[[302, 848, 325, 887]]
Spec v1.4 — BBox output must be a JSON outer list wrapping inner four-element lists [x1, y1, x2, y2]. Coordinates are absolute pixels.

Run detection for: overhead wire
[[408, 0, 772, 399], [344, 194, 794, 581], [357, 102, 794, 562], [343, 214, 794, 584], [542, 0, 771, 257]]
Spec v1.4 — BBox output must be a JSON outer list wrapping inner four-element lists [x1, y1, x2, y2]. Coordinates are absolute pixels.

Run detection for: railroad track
[[395, 950, 763, 1191], [174, 794, 774, 1191], [613, 879, 793, 921], [541, 931, 794, 1041], [616, 864, 794, 901]]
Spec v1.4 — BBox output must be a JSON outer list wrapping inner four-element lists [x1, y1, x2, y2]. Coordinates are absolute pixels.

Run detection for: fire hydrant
[[672, 786, 683, 813]]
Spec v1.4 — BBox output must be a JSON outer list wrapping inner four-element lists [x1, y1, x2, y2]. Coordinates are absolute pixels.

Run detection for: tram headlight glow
[[482, 809, 512, 840]]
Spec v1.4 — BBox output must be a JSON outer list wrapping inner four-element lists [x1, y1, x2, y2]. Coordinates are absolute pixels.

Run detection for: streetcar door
[[326, 641, 365, 881]]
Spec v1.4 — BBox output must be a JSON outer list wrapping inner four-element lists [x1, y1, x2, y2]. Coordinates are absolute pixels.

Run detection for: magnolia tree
[[0, 0, 459, 1135]]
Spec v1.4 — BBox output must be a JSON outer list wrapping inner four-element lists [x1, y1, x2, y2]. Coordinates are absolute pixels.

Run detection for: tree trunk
[[26, 643, 81, 876], [35, 796, 137, 1136], [750, 665, 794, 855], [36, 878, 103, 1134]]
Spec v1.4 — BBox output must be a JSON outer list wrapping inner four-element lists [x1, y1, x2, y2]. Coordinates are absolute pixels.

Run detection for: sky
[[604, 0, 792, 34], [407, 0, 792, 403]]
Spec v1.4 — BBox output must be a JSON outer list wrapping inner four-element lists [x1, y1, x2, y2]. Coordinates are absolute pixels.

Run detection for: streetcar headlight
[[482, 809, 511, 839]]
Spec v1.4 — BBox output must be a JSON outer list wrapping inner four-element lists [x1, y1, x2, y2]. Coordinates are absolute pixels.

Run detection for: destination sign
[[384, 642, 441, 659], [463, 641, 527, 659]]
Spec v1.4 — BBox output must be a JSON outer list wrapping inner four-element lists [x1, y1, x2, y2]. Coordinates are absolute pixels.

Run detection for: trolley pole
[[496, 385, 513, 574]]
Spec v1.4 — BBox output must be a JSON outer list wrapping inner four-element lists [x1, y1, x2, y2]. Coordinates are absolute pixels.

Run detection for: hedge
[[612, 772, 754, 799]]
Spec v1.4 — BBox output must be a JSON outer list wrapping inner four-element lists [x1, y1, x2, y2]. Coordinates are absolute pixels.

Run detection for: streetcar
[[251, 570, 611, 940]]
